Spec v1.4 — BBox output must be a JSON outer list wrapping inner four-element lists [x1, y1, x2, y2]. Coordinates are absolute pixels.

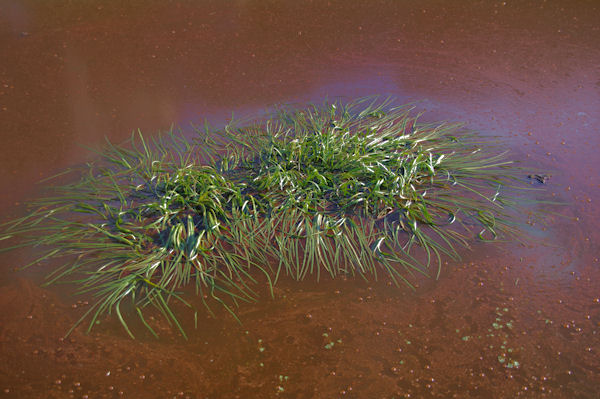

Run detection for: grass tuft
[[1, 98, 536, 338]]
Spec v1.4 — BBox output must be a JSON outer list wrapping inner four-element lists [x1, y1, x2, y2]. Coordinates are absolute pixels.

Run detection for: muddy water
[[1, 1, 599, 398]]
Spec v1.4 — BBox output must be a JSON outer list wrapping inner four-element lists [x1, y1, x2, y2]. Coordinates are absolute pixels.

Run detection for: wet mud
[[1, 1, 599, 398]]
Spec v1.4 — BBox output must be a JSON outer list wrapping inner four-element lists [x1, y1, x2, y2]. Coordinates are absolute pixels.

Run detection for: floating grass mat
[[1, 98, 531, 338]]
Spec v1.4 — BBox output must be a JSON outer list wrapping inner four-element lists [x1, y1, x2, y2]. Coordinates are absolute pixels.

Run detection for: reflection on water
[[1, 0, 599, 397]]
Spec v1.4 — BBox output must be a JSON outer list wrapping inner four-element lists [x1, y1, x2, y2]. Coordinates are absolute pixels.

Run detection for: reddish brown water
[[1, 1, 599, 398]]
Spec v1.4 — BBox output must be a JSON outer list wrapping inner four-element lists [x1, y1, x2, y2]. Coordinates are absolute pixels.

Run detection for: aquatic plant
[[221, 99, 524, 285], [0, 134, 271, 339], [0, 98, 530, 338]]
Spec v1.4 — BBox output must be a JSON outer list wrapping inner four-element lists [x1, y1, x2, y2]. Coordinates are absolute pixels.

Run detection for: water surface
[[1, 1, 599, 397]]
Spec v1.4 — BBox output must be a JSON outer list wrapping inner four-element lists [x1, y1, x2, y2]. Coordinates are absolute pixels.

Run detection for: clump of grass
[[224, 98, 523, 285], [0, 133, 270, 339], [1, 97, 532, 338]]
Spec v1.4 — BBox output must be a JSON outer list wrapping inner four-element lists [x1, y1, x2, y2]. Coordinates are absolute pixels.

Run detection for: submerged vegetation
[[1, 98, 531, 338]]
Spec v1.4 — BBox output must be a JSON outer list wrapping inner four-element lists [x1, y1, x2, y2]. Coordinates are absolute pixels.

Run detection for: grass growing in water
[[1, 98, 531, 338]]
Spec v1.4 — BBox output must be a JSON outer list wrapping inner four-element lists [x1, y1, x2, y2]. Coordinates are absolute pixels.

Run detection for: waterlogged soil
[[1, 1, 599, 398]]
